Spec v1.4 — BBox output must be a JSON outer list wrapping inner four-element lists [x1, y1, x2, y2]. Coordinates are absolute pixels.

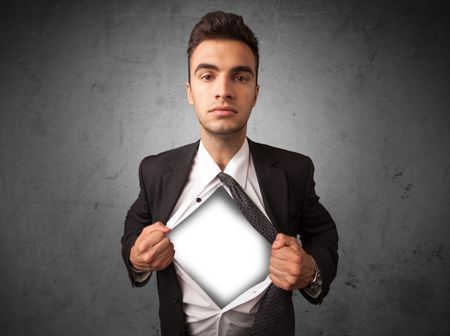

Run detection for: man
[[121, 11, 338, 336]]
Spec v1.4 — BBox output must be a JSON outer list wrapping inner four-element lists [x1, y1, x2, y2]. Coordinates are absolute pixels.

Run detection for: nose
[[215, 76, 233, 100]]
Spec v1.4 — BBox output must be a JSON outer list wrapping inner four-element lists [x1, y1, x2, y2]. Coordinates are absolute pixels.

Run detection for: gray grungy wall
[[0, 0, 449, 335]]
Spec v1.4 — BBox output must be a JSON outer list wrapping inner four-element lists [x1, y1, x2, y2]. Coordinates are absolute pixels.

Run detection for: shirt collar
[[197, 138, 250, 189], [223, 139, 249, 189]]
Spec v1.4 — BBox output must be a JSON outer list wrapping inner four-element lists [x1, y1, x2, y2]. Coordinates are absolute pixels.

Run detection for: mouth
[[209, 106, 238, 116]]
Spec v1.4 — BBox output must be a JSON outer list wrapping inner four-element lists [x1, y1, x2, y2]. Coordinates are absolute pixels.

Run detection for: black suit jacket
[[121, 139, 338, 336]]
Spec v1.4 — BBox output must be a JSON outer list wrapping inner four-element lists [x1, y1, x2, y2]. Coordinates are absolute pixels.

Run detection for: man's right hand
[[130, 222, 175, 272]]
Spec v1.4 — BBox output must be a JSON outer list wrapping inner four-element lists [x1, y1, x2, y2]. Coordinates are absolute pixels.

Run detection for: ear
[[252, 84, 260, 107], [186, 82, 194, 105]]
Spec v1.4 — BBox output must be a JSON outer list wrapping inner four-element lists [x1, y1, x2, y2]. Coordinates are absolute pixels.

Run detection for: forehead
[[190, 39, 256, 71]]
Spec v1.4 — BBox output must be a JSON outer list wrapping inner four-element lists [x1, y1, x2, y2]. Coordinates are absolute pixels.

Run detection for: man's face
[[186, 39, 259, 138]]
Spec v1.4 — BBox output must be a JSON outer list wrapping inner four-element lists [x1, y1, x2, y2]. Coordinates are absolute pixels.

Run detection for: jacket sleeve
[[121, 159, 153, 287], [299, 157, 339, 304]]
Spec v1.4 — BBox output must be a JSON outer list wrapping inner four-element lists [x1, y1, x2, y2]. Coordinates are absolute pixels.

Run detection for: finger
[[271, 254, 314, 285], [137, 243, 174, 272], [131, 255, 153, 271], [270, 254, 301, 274], [269, 272, 291, 291], [152, 245, 175, 270], [272, 248, 303, 265], [272, 233, 298, 250], [271, 244, 304, 263], [135, 231, 166, 254], [270, 264, 307, 290], [142, 221, 171, 236], [270, 248, 304, 276], [139, 237, 174, 266], [269, 258, 286, 274], [159, 243, 175, 263], [151, 236, 173, 257], [269, 265, 292, 282]]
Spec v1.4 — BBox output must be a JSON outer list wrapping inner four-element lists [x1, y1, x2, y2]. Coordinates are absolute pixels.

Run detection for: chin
[[208, 124, 247, 136], [199, 118, 248, 136]]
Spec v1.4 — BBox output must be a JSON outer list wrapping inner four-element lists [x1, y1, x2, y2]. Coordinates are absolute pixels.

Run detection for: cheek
[[190, 85, 208, 101], [243, 88, 257, 105]]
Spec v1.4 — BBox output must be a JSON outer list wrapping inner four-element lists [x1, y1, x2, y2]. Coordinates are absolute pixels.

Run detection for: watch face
[[315, 270, 322, 286], [315, 274, 323, 287], [311, 261, 322, 287]]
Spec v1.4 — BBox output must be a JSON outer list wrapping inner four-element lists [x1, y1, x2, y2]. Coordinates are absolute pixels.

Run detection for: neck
[[200, 130, 247, 171]]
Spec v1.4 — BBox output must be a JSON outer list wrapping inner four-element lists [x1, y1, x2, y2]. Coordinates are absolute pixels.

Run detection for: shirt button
[[196, 197, 201, 203]]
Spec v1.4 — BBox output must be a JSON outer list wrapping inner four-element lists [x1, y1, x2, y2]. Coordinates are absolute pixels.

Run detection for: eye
[[200, 74, 214, 81], [233, 75, 249, 82]]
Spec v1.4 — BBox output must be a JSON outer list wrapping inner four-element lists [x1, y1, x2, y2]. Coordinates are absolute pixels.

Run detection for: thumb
[[142, 221, 171, 236], [272, 233, 296, 249]]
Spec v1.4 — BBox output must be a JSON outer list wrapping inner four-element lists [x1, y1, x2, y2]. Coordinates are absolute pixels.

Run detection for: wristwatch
[[308, 258, 322, 291]]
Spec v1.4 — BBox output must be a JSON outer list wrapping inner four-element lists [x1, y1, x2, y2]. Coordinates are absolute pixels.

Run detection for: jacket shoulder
[[249, 140, 313, 167]]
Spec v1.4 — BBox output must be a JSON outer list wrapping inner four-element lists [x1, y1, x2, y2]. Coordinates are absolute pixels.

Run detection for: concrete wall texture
[[1, 0, 449, 335]]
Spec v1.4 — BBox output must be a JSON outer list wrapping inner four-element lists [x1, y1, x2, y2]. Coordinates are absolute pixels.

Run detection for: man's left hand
[[269, 233, 315, 291]]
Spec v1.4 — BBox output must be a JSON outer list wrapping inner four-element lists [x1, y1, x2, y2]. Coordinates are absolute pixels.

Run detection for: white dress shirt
[[166, 139, 272, 336], [134, 139, 272, 335]]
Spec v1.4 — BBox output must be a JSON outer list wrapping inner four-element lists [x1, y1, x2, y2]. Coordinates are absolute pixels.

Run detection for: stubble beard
[[198, 118, 248, 138]]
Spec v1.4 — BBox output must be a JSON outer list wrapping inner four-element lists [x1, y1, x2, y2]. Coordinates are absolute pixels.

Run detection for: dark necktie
[[217, 172, 295, 336]]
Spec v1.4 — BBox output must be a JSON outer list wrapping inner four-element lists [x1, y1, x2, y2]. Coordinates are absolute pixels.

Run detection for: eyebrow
[[194, 63, 254, 77]]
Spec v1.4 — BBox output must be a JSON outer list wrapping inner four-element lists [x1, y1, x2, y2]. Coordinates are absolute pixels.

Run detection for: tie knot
[[217, 172, 239, 189]]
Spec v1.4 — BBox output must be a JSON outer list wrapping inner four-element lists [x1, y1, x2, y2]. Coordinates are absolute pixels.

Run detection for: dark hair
[[187, 11, 259, 82]]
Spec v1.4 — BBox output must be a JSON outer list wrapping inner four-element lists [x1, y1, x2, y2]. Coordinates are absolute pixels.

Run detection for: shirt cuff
[[130, 266, 151, 283]]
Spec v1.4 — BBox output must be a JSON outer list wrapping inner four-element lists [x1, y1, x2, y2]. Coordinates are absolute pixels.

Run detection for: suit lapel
[[159, 141, 200, 223], [248, 139, 288, 232], [156, 139, 288, 231]]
